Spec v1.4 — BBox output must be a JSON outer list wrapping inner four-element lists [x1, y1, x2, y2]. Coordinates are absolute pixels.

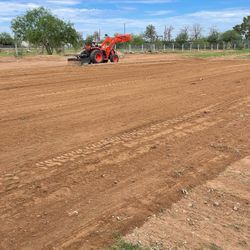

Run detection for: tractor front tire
[[90, 50, 104, 64], [110, 54, 119, 63]]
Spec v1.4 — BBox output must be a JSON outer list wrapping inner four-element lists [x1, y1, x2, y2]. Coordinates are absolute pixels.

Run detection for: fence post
[[234, 44, 236, 50], [129, 44, 131, 53], [197, 44, 200, 51], [217, 44, 219, 50], [182, 44, 184, 52], [141, 44, 144, 52], [172, 43, 175, 51], [190, 43, 192, 51], [14, 42, 18, 57], [211, 44, 213, 50], [204, 43, 206, 50]]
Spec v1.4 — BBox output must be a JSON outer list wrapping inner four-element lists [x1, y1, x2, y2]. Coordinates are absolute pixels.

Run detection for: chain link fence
[[116, 41, 250, 53], [1, 41, 250, 57]]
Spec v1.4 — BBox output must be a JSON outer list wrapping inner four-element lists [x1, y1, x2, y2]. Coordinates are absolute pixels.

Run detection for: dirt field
[[0, 54, 249, 249], [126, 157, 250, 249]]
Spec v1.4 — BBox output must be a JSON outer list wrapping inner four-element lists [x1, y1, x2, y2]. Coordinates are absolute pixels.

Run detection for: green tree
[[221, 30, 241, 43], [0, 32, 14, 45], [207, 27, 220, 44], [131, 34, 144, 45], [233, 16, 250, 40], [77, 32, 84, 47], [144, 24, 157, 42], [85, 31, 102, 45], [85, 35, 95, 45], [11, 7, 80, 54], [175, 26, 189, 44]]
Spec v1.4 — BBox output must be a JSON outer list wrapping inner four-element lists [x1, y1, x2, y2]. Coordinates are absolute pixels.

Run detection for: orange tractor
[[68, 34, 132, 65]]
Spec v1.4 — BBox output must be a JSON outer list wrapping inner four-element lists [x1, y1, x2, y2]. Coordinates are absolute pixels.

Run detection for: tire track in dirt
[[35, 96, 249, 167], [1, 56, 250, 249], [0, 101, 223, 208], [0, 136, 234, 250], [0, 98, 249, 250], [2, 61, 249, 93], [1, 96, 249, 197], [53, 151, 233, 250], [56, 112, 249, 250]]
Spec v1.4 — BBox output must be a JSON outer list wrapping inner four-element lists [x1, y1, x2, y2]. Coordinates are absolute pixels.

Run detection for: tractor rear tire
[[90, 50, 104, 64], [110, 54, 119, 63]]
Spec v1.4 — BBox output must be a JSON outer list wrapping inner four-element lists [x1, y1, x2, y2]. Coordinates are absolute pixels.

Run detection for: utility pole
[[15, 42, 18, 57], [14, 36, 18, 57], [98, 28, 101, 41]]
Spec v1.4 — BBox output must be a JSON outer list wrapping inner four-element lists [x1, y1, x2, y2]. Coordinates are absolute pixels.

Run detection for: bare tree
[[175, 26, 189, 44], [181, 26, 189, 37], [191, 24, 203, 41], [164, 25, 174, 41], [93, 31, 100, 42]]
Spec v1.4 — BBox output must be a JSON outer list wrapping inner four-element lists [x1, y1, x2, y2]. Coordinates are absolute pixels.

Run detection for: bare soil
[[126, 157, 250, 249], [0, 54, 249, 249]]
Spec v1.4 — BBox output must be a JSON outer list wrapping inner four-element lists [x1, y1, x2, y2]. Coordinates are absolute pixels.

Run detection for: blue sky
[[0, 0, 249, 38]]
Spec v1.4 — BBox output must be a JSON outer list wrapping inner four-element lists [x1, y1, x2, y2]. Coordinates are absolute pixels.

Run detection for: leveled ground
[[0, 54, 249, 249]]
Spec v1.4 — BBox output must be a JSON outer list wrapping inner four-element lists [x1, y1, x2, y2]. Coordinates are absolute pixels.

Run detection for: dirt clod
[[181, 189, 189, 195], [213, 201, 220, 207], [68, 210, 79, 217]]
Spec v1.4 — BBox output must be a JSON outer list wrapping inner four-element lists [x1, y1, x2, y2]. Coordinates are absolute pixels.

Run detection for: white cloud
[[103, 0, 175, 3], [188, 9, 249, 19], [56, 8, 249, 36], [146, 10, 173, 16], [0, 17, 12, 22], [0, 2, 40, 16], [0, 1, 248, 38], [46, 0, 80, 5], [53, 7, 102, 15]]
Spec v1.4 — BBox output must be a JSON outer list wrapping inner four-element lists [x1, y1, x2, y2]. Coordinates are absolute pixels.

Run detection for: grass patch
[[0, 50, 16, 57], [0, 48, 39, 57], [239, 54, 250, 59], [184, 49, 250, 58], [110, 239, 146, 250], [0, 48, 79, 58]]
